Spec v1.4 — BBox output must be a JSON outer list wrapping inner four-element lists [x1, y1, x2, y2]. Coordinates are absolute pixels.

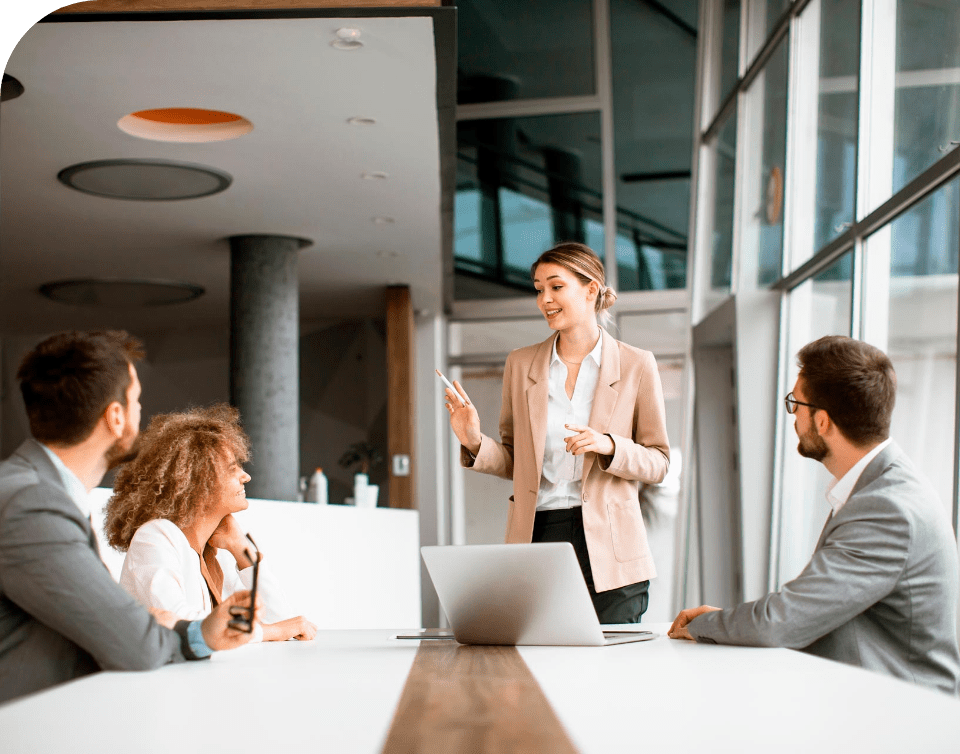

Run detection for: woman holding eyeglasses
[[443, 242, 670, 623], [104, 404, 316, 642]]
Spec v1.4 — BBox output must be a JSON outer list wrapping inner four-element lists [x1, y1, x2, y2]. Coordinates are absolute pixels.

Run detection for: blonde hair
[[531, 242, 617, 328], [104, 404, 250, 551]]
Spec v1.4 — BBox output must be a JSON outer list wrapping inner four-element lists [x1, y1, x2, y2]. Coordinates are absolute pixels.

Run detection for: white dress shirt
[[825, 438, 892, 513], [119, 518, 293, 641], [537, 332, 603, 511], [40, 444, 91, 518]]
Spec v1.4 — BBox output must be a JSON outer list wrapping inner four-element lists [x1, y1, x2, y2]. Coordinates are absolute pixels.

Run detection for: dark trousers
[[531, 506, 649, 624]]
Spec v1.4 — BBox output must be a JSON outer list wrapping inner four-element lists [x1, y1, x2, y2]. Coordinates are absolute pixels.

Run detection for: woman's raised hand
[[444, 380, 483, 456]]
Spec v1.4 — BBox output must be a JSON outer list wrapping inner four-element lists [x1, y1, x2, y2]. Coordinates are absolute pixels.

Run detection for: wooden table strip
[[382, 641, 580, 754]]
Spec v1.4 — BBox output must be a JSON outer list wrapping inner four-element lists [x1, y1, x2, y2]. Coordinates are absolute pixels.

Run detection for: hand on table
[[564, 424, 615, 457], [201, 589, 263, 651], [443, 380, 482, 457], [668, 605, 721, 641], [263, 616, 318, 642]]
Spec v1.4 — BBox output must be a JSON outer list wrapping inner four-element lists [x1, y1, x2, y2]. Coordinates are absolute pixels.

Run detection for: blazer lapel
[[526, 335, 555, 483], [584, 330, 620, 481], [816, 442, 899, 550]]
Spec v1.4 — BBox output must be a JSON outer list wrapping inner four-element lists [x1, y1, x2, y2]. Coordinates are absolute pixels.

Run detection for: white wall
[[90, 490, 422, 629]]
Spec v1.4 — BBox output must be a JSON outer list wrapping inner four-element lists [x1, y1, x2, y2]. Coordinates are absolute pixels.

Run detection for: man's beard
[[797, 422, 828, 462], [106, 430, 140, 470]]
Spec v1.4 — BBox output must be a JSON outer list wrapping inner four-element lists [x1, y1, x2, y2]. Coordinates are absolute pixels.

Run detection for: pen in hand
[[436, 369, 466, 406]]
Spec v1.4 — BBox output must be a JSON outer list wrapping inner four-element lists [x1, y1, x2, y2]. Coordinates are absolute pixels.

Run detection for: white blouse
[[537, 332, 603, 511], [119, 518, 293, 640]]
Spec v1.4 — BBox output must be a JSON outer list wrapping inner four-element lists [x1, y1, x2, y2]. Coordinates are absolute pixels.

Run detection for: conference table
[[2, 624, 958, 752]]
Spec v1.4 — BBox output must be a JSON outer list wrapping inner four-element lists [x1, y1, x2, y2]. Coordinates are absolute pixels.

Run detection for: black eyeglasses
[[784, 392, 820, 415], [227, 533, 259, 633]]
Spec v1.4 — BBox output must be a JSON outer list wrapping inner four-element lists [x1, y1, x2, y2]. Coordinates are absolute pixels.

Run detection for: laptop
[[416, 543, 657, 646]]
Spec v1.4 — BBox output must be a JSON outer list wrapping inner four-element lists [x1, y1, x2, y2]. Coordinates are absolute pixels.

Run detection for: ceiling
[[0, 13, 444, 335]]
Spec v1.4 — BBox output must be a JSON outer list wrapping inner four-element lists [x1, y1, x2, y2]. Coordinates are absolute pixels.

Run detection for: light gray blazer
[[689, 441, 960, 695], [0, 440, 185, 704]]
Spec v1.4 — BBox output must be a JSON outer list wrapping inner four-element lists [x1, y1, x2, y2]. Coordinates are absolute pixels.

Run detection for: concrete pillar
[[229, 234, 311, 501]]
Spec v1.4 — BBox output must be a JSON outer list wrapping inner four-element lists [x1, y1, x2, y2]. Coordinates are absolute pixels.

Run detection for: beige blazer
[[462, 329, 670, 592]]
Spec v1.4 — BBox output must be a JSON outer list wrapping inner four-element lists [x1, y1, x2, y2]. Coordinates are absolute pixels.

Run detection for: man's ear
[[103, 401, 125, 439], [814, 408, 832, 435]]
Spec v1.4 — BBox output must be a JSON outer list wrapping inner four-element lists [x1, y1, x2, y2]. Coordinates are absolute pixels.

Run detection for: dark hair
[[17, 331, 144, 445], [530, 242, 617, 327], [796, 335, 896, 446], [104, 404, 250, 552]]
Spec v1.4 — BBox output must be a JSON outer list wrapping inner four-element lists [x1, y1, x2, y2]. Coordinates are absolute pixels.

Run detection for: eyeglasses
[[227, 533, 259, 633], [784, 392, 820, 415]]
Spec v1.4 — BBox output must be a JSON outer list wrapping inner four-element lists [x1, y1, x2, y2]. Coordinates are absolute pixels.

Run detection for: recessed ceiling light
[[117, 108, 253, 143], [373, 217, 395, 224], [332, 28, 363, 50], [58, 159, 232, 201], [39, 279, 204, 307], [347, 117, 377, 126], [361, 171, 389, 180]]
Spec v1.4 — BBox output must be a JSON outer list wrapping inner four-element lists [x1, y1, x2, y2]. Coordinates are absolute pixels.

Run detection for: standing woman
[[444, 242, 670, 623]]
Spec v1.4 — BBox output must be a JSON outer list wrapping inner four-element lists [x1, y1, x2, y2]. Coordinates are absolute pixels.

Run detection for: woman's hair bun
[[600, 285, 617, 310]]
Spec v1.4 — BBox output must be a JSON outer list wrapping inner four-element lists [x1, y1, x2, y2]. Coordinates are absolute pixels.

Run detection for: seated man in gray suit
[[0, 331, 259, 704], [669, 336, 960, 695]]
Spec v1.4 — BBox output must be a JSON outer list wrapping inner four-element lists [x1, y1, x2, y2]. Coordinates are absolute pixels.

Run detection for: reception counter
[[2, 625, 957, 752]]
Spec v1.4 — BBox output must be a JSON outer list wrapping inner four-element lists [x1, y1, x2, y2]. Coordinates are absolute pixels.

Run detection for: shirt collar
[[825, 438, 892, 514], [550, 329, 603, 368], [39, 444, 93, 518]]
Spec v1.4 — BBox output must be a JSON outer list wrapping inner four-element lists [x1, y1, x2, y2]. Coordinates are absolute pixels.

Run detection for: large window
[[457, 0, 596, 103], [775, 253, 853, 586], [708, 110, 738, 297], [454, 0, 696, 301], [811, 0, 860, 257], [741, 37, 789, 287], [892, 0, 960, 196], [690, 0, 960, 603], [455, 112, 603, 298], [867, 178, 959, 513]]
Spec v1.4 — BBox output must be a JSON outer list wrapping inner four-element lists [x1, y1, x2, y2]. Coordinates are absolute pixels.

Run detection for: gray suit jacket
[[689, 441, 960, 695], [0, 440, 186, 704]]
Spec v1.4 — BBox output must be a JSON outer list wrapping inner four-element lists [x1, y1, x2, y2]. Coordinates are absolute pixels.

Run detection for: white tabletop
[[2, 624, 957, 753]]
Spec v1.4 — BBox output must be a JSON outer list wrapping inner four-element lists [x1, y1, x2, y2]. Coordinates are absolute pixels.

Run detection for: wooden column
[[386, 285, 415, 509]]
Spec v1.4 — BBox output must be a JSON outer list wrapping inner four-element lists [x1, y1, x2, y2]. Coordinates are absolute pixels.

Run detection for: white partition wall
[[90, 489, 421, 630]]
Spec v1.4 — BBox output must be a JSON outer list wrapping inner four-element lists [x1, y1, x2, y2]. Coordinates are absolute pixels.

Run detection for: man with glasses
[[0, 331, 259, 704], [669, 335, 960, 695]]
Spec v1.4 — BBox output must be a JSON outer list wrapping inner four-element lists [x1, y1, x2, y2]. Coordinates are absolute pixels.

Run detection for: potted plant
[[338, 441, 384, 507]]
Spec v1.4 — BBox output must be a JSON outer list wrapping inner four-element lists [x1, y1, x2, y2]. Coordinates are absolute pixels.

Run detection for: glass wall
[[708, 111, 738, 297], [454, 0, 698, 299], [741, 37, 789, 287], [457, 0, 596, 102], [869, 178, 959, 513], [776, 253, 853, 585], [690, 0, 960, 596], [811, 0, 860, 256], [455, 112, 603, 298], [891, 0, 960, 197]]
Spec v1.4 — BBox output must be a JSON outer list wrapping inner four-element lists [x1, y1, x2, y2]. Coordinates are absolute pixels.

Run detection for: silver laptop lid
[[421, 543, 607, 646]]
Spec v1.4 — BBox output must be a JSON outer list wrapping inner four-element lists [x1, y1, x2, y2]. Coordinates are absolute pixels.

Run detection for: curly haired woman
[[104, 404, 316, 642]]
